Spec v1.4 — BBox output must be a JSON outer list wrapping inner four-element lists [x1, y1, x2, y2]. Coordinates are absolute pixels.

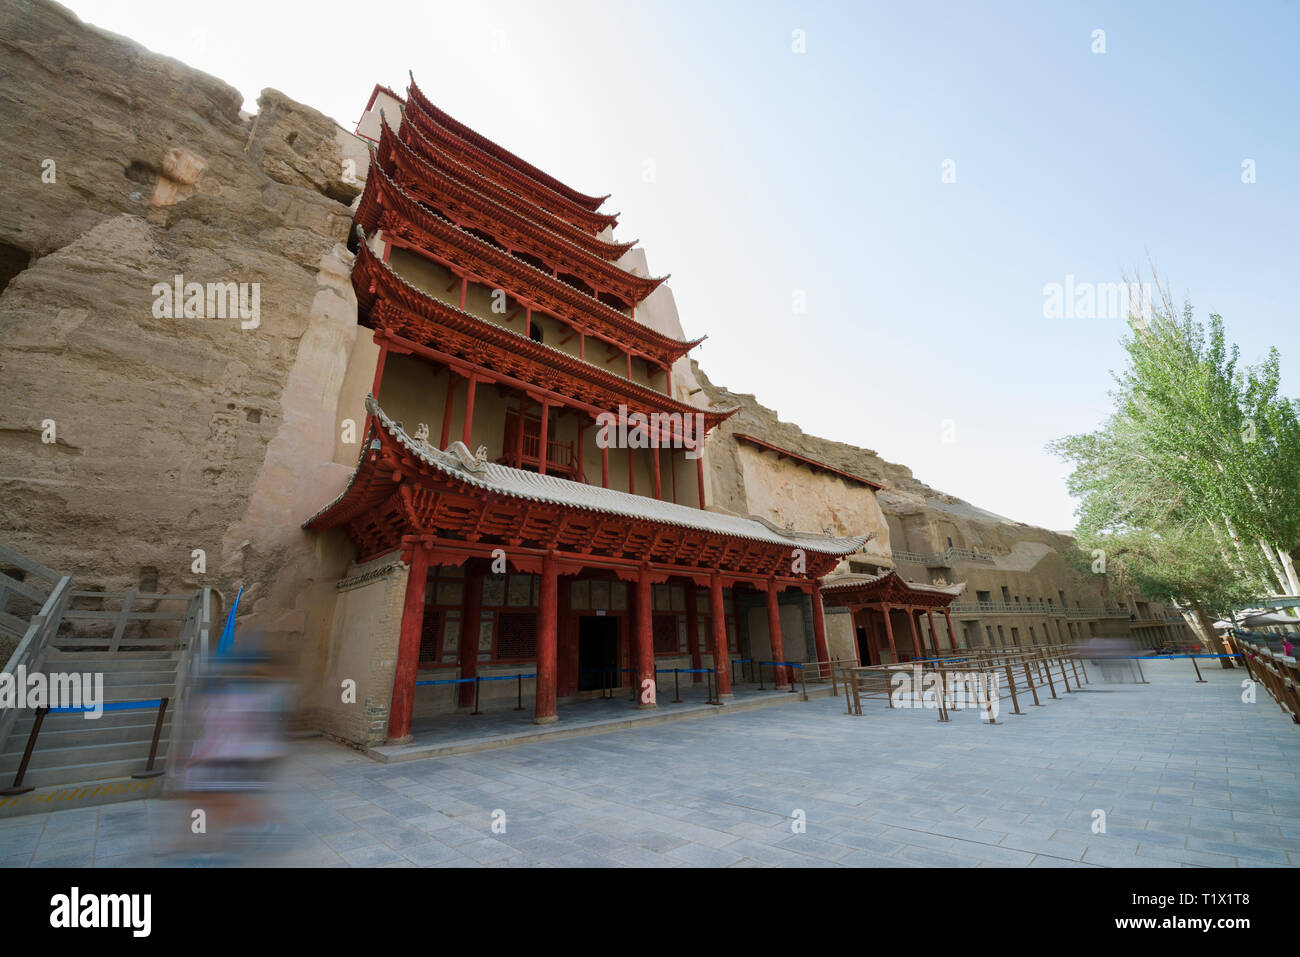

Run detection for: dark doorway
[[856, 625, 872, 665], [578, 615, 619, 691]]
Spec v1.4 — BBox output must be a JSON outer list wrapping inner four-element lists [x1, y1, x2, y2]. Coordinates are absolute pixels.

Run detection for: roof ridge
[[380, 111, 662, 286], [408, 73, 609, 211], [404, 85, 619, 227]]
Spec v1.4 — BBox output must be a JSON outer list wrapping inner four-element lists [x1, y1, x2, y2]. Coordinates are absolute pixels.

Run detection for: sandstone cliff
[[0, 0, 362, 658], [689, 360, 1088, 565]]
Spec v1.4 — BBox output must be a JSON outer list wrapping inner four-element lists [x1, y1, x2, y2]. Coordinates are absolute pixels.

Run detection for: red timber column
[[534, 552, 559, 724], [440, 374, 458, 450], [709, 571, 732, 699], [652, 444, 662, 499], [696, 455, 706, 509], [926, 608, 940, 657], [538, 399, 550, 475], [942, 607, 959, 651], [686, 582, 702, 684], [515, 397, 528, 467], [811, 586, 830, 679], [371, 342, 388, 400], [387, 543, 430, 742], [906, 605, 923, 659], [458, 570, 483, 708], [635, 564, 656, 707], [365, 341, 389, 437], [461, 375, 477, 447], [880, 603, 898, 662], [863, 608, 881, 664], [767, 581, 788, 688]]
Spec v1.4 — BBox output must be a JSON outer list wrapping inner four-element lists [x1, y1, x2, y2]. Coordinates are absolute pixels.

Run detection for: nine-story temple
[[303, 77, 883, 744]]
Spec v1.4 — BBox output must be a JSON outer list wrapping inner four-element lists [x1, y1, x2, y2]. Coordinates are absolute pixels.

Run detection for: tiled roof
[[821, 570, 967, 597], [305, 397, 871, 558]]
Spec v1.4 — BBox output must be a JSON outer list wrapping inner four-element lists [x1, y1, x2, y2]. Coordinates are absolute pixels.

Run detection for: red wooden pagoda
[[305, 78, 869, 741]]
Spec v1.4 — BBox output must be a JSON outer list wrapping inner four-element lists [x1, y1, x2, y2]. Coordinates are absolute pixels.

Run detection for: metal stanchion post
[[133, 698, 170, 779], [1134, 654, 1150, 684], [1023, 662, 1042, 706], [1004, 665, 1022, 715]]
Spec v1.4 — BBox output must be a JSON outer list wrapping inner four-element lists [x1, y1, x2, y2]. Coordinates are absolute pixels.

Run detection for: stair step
[[0, 738, 166, 772], [2, 719, 172, 751], [8, 708, 173, 735], [7, 757, 165, 789], [40, 654, 182, 671], [35, 671, 180, 687], [94, 684, 176, 701]]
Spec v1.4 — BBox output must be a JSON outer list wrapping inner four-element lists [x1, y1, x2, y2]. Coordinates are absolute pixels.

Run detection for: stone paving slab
[[0, 659, 1296, 867], [370, 683, 830, 762]]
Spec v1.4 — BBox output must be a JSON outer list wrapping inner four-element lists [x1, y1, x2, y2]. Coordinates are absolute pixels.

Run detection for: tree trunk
[[1279, 548, 1300, 600], [1188, 598, 1233, 669], [1258, 537, 1291, 595]]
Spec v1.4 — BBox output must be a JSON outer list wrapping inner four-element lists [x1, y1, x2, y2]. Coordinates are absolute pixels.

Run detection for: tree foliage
[[1049, 282, 1300, 616]]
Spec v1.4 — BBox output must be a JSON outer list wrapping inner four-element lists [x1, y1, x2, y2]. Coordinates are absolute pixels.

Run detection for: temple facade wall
[[314, 551, 409, 746]]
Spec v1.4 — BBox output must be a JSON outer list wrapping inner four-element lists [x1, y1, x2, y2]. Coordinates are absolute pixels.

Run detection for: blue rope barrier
[[1104, 654, 1243, 660], [415, 673, 537, 687], [49, 699, 163, 714]]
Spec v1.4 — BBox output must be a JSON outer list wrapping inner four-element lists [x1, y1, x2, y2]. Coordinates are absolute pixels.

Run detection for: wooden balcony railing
[[502, 413, 583, 482]]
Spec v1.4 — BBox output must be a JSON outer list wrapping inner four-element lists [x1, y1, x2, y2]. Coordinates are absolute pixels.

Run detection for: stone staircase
[[0, 545, 212, 815], [0, 650, 180, 789]]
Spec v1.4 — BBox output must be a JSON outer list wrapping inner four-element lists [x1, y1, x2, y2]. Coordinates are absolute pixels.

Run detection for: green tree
[[1050, 277, 1300, 645]]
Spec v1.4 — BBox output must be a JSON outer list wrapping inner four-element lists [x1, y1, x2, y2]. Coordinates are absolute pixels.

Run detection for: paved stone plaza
[[1, 658, 1297, 867]]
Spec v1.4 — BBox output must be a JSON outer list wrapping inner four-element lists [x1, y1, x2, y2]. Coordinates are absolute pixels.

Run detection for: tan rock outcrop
[[0, 1, 364, 673]]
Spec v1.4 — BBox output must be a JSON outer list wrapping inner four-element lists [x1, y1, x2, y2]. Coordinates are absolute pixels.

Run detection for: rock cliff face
[[0, 1, 361, 647], [689, 361, 1088, 566]]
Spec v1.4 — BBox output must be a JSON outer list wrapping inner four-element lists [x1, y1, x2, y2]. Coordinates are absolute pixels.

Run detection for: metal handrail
[[161, 587, 212, 794], [0, 574, 73, 754], [949, 600, 1129, 618], [892, 547, 994, 566]]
